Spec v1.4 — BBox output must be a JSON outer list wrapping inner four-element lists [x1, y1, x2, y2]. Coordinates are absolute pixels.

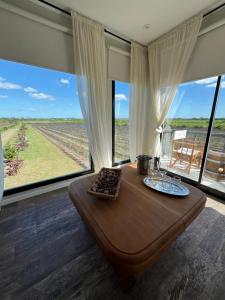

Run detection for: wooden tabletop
[[69, 164, 206, 271]]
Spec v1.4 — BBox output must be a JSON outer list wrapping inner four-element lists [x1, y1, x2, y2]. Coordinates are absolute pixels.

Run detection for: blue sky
[[0, 59, 82, 118], [0, 59, 224, 119], [168, 76, 225, 118], [115, 81, 130, 118], [0, 59, 130, 119]]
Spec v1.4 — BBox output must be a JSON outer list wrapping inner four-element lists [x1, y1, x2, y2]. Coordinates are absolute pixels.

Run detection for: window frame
[[0, 58, 95, 196], [3, 157, 94, 197], [161, 75, 225, 200], [112, 80, 131, 167]]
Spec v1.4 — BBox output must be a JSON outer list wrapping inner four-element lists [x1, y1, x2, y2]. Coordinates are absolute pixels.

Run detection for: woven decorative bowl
[[87, 168, 122, 200]]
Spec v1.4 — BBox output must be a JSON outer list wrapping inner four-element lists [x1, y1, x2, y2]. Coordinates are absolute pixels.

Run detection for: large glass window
[[0, 59, 91, 191], [202, 75, 225, 193], [161, 77, 217, 181], [113, 81, 130, 164]]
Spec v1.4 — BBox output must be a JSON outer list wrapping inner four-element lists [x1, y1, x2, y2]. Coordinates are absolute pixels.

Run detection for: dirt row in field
[[35, 126, 89, 168], [33, 123, 130, 163]]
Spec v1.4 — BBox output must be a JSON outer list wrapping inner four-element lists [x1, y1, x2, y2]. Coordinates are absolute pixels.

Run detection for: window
[[112, 80, 130, 165], [202, 75, 225, 193], [0, 59, 92, 193], [161, 77, 217, 181], [161, 75, 225, 196]]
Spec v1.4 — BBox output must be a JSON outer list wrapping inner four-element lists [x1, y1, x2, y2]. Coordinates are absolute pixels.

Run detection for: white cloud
[[115, 94, 128, 101], [0, 95, 8, 99], [29, 92, 55, 100], [0, 81, 22, 90], [24, 87, 37, 93], [60, 78, 70, 85], [194, 77, 217, 85], [221, 81, 225, 88], [0, 77, 56, 101], [24, 86, 55, 100], [207, 81, 225, 89]]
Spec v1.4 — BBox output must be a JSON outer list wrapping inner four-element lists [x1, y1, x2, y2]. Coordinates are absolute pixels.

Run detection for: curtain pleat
[[72, 12, 111, 171], [129, 43, 149, 161], [148, 14, 203, 156]]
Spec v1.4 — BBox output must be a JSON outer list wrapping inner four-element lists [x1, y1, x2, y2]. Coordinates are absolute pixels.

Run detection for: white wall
[[0, 7, 74, 73], [0, 3, 131, 82], [108, 48, 130, 82], [2, 1, 224, 85], [184, 23, 225, 82]]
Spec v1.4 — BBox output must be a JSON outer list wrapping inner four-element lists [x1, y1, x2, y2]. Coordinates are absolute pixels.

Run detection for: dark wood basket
[[87, 168, 122, 200]]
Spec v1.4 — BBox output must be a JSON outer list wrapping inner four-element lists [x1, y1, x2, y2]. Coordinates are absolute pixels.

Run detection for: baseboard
[[0, 163, 129, 207], [1, 173, 93, 207]]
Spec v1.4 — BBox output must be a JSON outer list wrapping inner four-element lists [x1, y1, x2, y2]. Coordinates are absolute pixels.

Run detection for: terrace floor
[[161, 158, 225, 194], [1, 187, 225, 299]]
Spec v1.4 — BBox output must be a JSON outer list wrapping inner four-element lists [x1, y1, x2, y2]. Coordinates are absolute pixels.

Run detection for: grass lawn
[[1, 125, 20, 146], [4, 125, 83, 190]]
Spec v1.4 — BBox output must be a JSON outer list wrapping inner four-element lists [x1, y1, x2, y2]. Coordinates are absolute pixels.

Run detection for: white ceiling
[[48, 0, 223, 44]]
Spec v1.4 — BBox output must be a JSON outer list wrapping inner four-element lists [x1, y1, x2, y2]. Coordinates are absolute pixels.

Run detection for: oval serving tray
[[143, 177, 190, 197]]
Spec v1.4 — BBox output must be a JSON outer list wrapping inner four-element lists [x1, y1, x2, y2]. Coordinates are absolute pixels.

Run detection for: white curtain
[[129, 42, 149, 162], [148, 14, 202, 156], [72, 12, 111, 171], [0, 135, 3, 206]]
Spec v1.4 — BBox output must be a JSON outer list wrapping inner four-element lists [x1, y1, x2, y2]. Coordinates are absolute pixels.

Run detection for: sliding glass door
[[161, 77, 217, 181], [202, 76, 225, 193], [161, 75, 225, 197]]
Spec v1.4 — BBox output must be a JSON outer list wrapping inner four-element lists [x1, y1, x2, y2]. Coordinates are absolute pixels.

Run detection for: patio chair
[[169, 138, 204, 174]]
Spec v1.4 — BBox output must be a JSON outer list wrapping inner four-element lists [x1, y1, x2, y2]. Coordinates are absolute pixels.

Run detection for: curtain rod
[[38, 0, 131, 45], [203, 2, 225, 17]]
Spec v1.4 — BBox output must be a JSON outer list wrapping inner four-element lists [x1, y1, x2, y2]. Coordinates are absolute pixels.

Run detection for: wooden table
[[69, 164, 206, 287]]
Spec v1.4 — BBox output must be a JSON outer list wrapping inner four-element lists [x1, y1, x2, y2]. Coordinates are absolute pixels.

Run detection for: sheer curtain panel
[[148, 15, 202, 156], [129, 43, 149, 162], [0, 135, 3, 206], [72, 12, 111, 171]]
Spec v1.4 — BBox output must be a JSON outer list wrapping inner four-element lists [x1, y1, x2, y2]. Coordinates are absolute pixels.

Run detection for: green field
[[2, 124, 20, 145], [1, 117, 225, 190], [0, 117, 128, 126], [2, 117, 224, 129], [115, 118, 225, 129], [3, 124, 82, 189], [165, 118, 225, 129]]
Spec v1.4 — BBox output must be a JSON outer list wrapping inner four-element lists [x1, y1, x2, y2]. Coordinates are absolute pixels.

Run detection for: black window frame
[[161, 75, 225, 200], [1, 60, 95, 196], [112, 80, 131, 167], [3, 156, 94, 197]]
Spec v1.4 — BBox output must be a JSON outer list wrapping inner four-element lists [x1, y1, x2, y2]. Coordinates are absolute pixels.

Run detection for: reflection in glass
[[114, 81, 130, 163], [160, 77, 217, 181], [202, 75, 225, 193]]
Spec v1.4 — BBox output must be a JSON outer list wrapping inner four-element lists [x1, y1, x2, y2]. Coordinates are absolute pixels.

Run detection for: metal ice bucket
[[136, 155, 152, 175]]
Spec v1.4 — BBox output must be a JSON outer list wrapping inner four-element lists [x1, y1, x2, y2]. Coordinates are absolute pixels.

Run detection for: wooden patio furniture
[[169, 138, 204, 174]]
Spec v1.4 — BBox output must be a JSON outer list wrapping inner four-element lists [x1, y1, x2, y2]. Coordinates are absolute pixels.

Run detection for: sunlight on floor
[[206, 196, 225, 216]]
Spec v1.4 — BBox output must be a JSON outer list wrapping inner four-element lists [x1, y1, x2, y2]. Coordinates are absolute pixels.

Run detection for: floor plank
[[0, 188, 225, 299]]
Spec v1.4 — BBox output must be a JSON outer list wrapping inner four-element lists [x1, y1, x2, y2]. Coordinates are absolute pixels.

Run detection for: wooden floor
[[1, 188, 225, 299], [0, 188, 96, 299]]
